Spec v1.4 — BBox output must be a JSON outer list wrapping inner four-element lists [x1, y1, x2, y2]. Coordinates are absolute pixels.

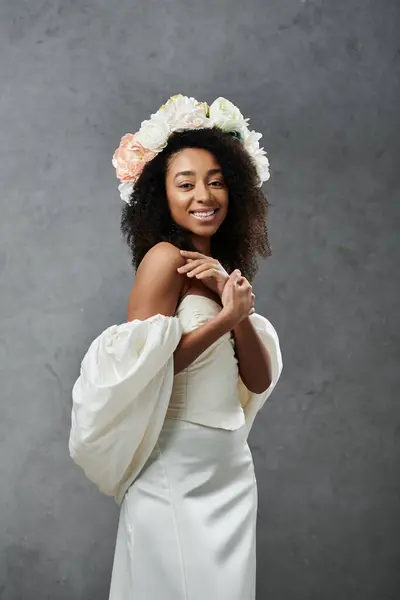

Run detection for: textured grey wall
[[0, 1, 399, 599]]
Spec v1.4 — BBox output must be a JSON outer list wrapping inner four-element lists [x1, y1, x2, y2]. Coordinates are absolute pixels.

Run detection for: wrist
[[216, 308, 237, 333], [232, 315, 251, 333]]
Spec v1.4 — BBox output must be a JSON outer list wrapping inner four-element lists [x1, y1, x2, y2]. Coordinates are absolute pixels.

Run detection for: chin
[[191, 224, 220, 236]]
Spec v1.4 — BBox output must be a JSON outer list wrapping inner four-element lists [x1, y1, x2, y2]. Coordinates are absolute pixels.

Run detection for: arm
[[232, 316, 272, 395], [127, 242, 235, 375], [173, 312, 233, 374], [176, 252, 272, 391]]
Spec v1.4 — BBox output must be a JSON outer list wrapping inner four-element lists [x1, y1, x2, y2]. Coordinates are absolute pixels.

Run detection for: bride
[[69, 94, 283, 599]]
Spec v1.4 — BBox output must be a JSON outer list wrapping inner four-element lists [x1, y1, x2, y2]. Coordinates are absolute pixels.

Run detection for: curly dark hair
[[120, 128, 272, 282]]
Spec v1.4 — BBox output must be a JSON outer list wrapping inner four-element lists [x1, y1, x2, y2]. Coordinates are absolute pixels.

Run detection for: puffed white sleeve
[[68, 314, 182, 505], [237, 313, 283, 437]]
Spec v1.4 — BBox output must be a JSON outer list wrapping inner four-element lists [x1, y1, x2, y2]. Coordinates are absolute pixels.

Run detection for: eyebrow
[[173, 168, 222, 181]]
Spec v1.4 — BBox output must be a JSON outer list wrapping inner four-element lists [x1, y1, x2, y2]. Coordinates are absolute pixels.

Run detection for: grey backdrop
[[0, 1, 399, 599]]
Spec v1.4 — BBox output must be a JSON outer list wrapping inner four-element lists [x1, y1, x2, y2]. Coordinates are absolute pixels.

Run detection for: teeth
[[191, 210, 215, 217]]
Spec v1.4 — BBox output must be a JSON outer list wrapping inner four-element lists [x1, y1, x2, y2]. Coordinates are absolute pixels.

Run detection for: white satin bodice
[[69, 292, 282, 502], [165, 295, 246, 430]]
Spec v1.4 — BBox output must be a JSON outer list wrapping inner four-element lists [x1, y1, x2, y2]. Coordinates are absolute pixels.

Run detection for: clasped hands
[[177, 250, 255, 319]]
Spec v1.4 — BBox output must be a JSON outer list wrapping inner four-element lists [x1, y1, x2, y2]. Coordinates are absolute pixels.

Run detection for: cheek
[[220, 191, 229, 213], [167, 193, 189, 220]]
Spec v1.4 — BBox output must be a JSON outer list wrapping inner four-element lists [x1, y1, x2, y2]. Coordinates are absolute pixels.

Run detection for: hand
[[221, 270, 255, 327], [177, 250, 229, 298]]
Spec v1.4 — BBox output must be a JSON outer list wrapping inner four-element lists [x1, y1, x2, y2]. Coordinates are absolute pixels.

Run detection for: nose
[[193, 181, 212, 203]]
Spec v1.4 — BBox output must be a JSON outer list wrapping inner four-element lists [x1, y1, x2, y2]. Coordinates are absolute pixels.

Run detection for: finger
[[195, 268, 221, 280], [180, 250, 207, 259], [177, 258, 207, 273], [186, 264, 216, 278], [234, 271, 243, 285], [180, 251, 217, 265], [226, 270, 241, 287], [238, 279, 251, 291], [225, 275, 237, 288], [235, 278, 248, 290]]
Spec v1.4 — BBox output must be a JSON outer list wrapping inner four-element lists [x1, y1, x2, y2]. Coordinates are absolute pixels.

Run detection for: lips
[[189, 208, 220, 221]]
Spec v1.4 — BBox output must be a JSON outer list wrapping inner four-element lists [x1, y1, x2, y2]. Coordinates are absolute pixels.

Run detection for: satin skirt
[[108, 419, 258, 600]]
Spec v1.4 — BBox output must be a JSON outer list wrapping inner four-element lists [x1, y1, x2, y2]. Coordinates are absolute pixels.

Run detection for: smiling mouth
[[189, 208, 220, 220]]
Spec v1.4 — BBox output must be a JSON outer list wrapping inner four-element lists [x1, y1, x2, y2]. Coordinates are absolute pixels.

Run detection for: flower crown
[[112, 94, 270, 204]]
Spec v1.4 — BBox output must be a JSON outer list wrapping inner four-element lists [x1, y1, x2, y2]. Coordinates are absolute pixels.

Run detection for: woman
[[69, 95, 283, 599]]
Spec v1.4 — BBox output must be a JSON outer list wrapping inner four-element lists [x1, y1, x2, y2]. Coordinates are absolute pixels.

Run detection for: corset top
[[165, 295, 245, 430]]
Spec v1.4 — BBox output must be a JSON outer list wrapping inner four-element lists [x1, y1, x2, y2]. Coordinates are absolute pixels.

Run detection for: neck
[[191, 235, 211, 255]]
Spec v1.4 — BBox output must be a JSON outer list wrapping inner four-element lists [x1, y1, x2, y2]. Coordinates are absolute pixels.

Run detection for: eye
[[210, 180, 224, 187], [178, 183, 193, 189]]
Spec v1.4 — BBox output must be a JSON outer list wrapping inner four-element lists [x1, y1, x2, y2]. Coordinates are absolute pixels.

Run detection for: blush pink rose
[[178, 113, 212, 130], [112, 133, 156, 182]]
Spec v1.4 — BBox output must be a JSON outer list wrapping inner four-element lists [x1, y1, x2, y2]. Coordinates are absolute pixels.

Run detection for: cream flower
[[113, 94, 271, 201], [242, 128, 270, 183], [158, 94, 211, 130], [243, 129, 263, 154], [209, 97, 249, 137], [118, 181, 135, 204], [254, 152, 270, 183], [135, 117, 170, 153], [112, 133, 156, 182]]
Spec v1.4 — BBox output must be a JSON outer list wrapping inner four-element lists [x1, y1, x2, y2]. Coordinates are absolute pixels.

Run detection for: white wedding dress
[[69, 294, 283, 599]]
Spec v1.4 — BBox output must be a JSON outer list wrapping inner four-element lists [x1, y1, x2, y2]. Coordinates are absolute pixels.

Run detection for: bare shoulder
[[139, 241, 186, 271], [127, 242, 187, 321]]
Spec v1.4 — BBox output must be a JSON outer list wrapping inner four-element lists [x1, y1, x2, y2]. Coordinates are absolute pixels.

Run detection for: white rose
[[254, 152, 270, 183], [158, 94, 211, 130], [243, 129, 263, 154], [118, 181, 135, 204], [209, 97, 249, 137], [175, 110, 212, 130], [135, 117, 170, 152]]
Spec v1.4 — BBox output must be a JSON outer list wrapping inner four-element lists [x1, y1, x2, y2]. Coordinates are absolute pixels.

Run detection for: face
[[165, 147, 229, 253]]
